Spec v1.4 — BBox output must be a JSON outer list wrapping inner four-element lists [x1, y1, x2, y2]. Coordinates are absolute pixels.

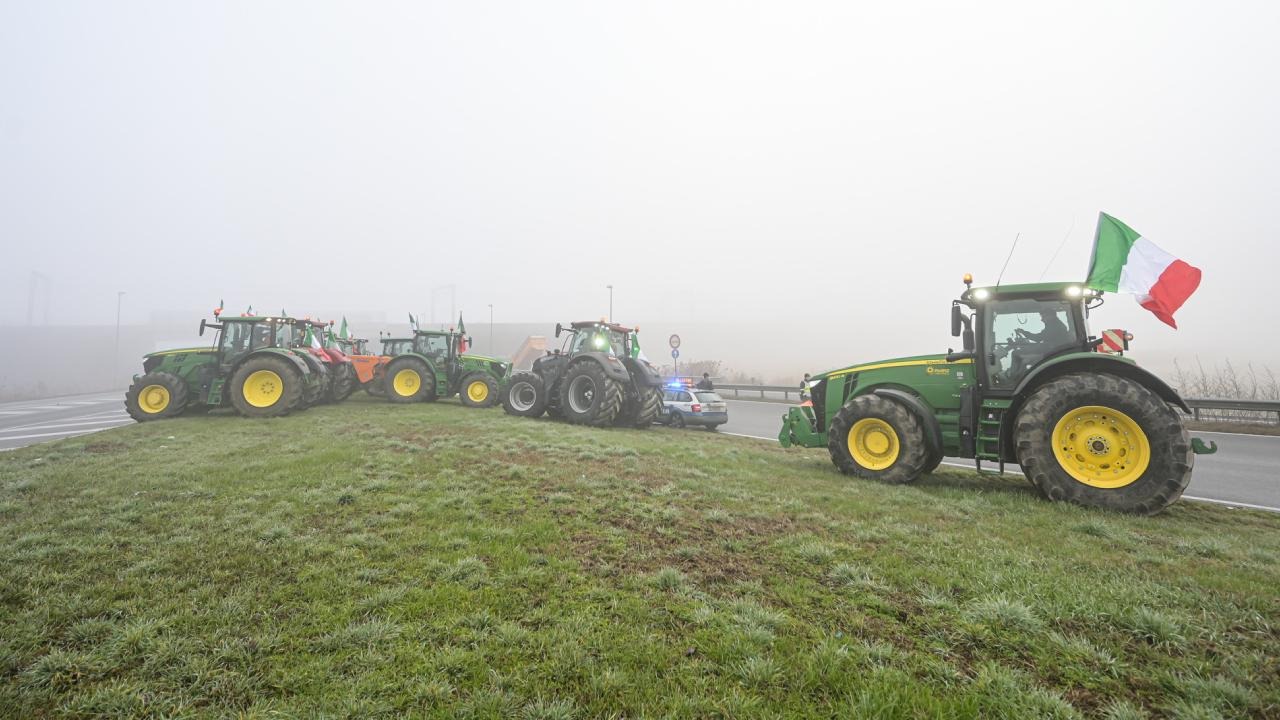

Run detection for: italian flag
[[457, 315, 468, 353], [1085, 213, 1202, 328]]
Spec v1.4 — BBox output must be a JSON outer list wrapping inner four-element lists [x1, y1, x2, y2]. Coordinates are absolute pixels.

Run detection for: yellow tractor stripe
[[826, 357, 973, 379]]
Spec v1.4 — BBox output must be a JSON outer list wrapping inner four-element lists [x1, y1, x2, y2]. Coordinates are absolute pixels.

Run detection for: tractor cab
[[412, 330, 453, 367], [381, 337, 414, 357], [951, 281, 1099, 393], [558, 321, 631, 358], [207, 316, 293, 366]]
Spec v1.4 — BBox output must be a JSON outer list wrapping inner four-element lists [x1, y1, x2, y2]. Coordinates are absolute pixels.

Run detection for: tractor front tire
[[1014, 373, 1192, 514], [827, 394, 928, 484], [124, 371, 189, 422], [502, 372, 547, 417], [615, 385, 662, 429], [385, 357, 435, 404], [229, 356, 302, 418], [559, 361, 624, 427], [331, 363, 357, 402], [460, 373, 500, 409]]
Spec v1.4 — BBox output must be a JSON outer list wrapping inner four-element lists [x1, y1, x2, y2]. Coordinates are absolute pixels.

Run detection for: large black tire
[[384, 356, 435, 404], [827, 394, 928, 484], [615, 385, 662, 429], [559, 361, 624, 427], [331, 363, 356, 402], [229, 355, 303, 418], [502, 372, 547, 418], [124, 371, 189, 422], [1013, 373, 1192, 514], [545, 383, 563, 419], [459, 373, 500, 409], [295, 356, 327, 408], [923, 447, 945, 474]]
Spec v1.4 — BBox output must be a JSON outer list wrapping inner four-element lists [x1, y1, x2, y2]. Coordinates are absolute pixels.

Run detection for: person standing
[[799, 373, 812, 401], [696, 373, 714, 390]]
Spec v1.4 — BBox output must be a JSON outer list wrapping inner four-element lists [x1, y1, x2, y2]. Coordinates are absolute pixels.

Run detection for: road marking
[[1182, 495, 1280, 513], [721, 436, 1276, 513], [0, 426, 124, 442], [1190, 429, 1280, 440], [724, 398, 796, 406], [0, 410, 35, 416], [0, 418, 134, 434]]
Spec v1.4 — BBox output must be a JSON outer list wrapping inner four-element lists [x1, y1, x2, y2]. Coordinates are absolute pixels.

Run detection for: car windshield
[[695, 392, 722, 403]]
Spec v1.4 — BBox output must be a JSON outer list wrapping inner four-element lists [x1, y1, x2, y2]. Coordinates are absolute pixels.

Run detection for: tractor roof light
[[1066, 286, 1083, 298], [972, 288, 990, 301]]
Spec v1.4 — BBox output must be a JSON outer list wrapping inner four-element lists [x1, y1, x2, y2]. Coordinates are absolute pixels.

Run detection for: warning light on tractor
[[963, 273, 973, 286]]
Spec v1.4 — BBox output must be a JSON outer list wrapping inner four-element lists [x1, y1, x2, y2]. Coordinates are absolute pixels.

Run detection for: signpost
[[671, 347, 680, 377]]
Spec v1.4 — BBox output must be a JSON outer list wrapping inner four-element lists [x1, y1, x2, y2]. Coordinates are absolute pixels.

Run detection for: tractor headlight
[[973, 288, 990, 301], [1065, 286, 1082, 298]]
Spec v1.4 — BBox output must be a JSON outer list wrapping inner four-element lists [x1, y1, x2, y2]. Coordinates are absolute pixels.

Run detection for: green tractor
[[779, 277, 1217, 514], [501, 321, 663, 428], [124, 314, 322, 421], [382, 328, 511, 408]]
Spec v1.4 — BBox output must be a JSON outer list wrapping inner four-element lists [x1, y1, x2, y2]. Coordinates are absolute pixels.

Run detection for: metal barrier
[[714, 385, 1280, 424]]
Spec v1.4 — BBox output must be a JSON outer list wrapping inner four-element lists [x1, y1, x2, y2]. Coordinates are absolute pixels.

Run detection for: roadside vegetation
[[2, 397, 1277, 718]]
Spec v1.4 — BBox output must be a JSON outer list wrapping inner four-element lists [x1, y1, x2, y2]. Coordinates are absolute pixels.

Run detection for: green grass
[[2, 396, 1278, 719]]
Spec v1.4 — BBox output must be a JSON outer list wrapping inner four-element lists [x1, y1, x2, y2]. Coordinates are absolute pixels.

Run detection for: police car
[[660, 378, 728, 430]]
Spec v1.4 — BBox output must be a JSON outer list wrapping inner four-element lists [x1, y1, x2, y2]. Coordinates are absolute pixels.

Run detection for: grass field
[[2, 397, 1278, 719]]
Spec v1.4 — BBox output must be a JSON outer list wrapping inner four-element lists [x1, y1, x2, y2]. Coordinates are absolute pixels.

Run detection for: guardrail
[[714, 385, 1280, 424]]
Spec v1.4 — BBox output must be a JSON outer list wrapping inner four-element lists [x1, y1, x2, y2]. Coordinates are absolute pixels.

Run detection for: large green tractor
[[382, 329, 511, 408], [501, 321, 663, 428], [124, 314, 321, 421], [779, 277, 1217, 514]]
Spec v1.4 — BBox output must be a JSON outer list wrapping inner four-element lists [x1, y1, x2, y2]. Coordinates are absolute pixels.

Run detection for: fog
[[2, 1, 1277, 397]]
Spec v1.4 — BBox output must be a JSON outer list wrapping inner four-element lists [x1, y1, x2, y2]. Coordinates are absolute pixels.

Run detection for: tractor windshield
[[220, 322, 256, 358], [415, 334, 449, 361], [274, 322, 292, 348], [570, 327, 625, 356], [984, 298, 1082, 389]]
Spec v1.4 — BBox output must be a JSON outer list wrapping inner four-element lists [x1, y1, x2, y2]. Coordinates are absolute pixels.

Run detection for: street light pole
[[113, 291, 125, 389], [606, 284, 613, 322], [488, 304, 494, 351]]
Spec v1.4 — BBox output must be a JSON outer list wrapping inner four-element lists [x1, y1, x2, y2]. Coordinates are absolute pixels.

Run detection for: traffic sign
[[671, 348, 680, 359], [669, 334, 681, 349]]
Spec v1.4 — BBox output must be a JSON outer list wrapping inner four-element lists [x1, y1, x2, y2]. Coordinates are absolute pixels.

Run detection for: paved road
[[0, 392, 132, 451], [715, 399, 1280, 512]]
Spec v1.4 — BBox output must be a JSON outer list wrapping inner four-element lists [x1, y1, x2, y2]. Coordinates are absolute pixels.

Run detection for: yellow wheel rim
[[1052, 405, 1150, 489], [392, 368, 420, 397], [243, 370, 284, 408], [848, 418, 900, 470], [137, 384, 170, 414], [466, 380, 489, 403]]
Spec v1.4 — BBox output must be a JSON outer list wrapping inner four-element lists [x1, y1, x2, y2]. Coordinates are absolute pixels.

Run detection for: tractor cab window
[[252, 323, 274, 350], [571, 327, 619, 355], [415, 334, 449, 361], [984, 299, 1081, 389], [274, 323, 292, 348], [221, 323, 254, 357]]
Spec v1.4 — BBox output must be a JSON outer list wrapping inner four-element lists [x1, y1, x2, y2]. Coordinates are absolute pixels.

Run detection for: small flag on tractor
[[457, 314, 468, 352], [1085, 213, 1202, 328], [214, 299, 224, 317], [630, 331, 642, 359], [409, 312, 417, 330], [339, 316, 349, 340], [244, 305, 254, 317]]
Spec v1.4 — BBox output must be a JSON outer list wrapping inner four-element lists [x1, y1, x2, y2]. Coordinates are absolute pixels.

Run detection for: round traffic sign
[[669, 334, 681, 349], [671, 348, 680, 359]]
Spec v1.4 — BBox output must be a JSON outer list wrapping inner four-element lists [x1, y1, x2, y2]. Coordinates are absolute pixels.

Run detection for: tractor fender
[[571, 352, 632, 383], [1012, 353, 1190, 413], [235, 349, 312, 378], [871, 387, 943, 460], [619, 356, 663, 387]]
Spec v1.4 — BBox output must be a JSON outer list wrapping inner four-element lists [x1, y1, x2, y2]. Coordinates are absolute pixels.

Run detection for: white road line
[[724, 398, 796, 406], [722, 434, 1278, 513], [0, 410, 35, 416], [0, 426, 123, 442], [1191, 429, 1280, 440], [0, 418, 134, 434]]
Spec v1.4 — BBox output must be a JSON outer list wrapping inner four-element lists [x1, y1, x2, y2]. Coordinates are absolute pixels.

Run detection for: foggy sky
[[2, 1, 1277, 381]]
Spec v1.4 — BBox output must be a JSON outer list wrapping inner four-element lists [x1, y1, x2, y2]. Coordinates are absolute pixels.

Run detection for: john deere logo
[[926, 366, 951, 376]]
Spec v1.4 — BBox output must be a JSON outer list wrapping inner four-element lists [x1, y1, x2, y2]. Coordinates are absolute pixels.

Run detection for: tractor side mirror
[[962, 327, 975, 352], [951, 305, 963, 337], [555, 323, 563, 338], [199, 319, 207, 336]]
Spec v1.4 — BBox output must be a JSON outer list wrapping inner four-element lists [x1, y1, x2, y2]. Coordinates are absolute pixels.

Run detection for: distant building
[[510, 336, 548, 370]]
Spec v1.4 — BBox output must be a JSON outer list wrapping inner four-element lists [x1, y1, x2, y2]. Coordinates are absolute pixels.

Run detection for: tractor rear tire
[[923, 447, 945, 474], [460, 373, 500, 409], [229, 355, 302, 418], [502, 372, 547, 417], [296, 357, 327, 408], [385, 357, 435, 404], [559, 361, 623, 427], [827, 394, 928, 484], [331, 363, 356, 402], [545, 383, 563, 419], [615, 385, 662, 429], [124, 371, 189, 422], [1013, 373, 1192, 514]]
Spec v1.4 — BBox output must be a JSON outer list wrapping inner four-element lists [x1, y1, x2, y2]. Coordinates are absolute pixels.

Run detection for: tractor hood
[[144, 347, 216, 359], [815, 353, 956, 381]]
